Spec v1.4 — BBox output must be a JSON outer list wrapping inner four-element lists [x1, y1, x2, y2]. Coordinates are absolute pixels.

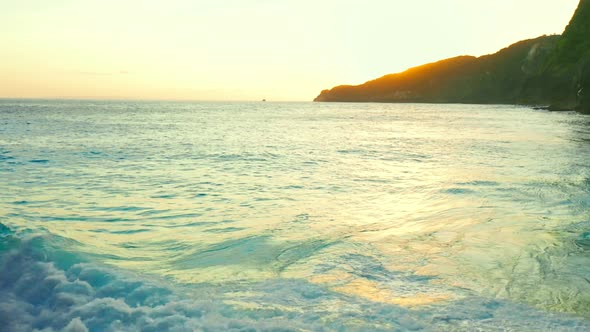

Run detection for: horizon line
[[0, 96, 313, 103]]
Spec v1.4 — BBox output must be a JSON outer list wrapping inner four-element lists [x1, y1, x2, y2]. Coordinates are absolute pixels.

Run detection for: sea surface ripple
[[1, 100, 590, 331]]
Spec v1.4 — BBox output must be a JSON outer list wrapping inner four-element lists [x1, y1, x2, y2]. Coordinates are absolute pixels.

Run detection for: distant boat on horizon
[[262, 99, 266, 102]]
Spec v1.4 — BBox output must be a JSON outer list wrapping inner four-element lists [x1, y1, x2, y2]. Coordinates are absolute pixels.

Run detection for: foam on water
[[1, 100, 590, 330], [2, 231, 589, 331]]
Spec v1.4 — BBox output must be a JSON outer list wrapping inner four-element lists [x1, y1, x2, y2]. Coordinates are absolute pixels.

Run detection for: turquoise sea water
[[2, 100, 590, 331]]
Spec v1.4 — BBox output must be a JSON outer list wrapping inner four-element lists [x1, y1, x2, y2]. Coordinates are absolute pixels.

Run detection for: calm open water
[[2, 100, 590, 331]]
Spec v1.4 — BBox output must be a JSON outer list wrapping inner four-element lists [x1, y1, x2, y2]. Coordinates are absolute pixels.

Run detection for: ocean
[[1, 100, 590, 331]]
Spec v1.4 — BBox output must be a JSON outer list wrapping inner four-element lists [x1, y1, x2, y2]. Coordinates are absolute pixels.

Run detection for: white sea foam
[[1, 233, 589, 331]]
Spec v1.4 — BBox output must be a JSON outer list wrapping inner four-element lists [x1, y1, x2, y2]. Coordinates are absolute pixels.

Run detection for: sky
[[0, 0, 581, 101]]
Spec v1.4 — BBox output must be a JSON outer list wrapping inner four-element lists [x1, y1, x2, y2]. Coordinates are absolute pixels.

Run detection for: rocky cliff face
[[549, 0, 590, 113], [519, 0, 590, 112], [315, 0, 590, 113], [580, 64, 590, 113]]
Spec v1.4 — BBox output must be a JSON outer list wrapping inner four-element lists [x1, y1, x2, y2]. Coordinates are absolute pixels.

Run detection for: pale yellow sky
[[0, 0, 580, 101]]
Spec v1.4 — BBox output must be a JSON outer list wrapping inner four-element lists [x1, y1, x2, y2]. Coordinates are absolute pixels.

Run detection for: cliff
[[314, 0, 590, 114]]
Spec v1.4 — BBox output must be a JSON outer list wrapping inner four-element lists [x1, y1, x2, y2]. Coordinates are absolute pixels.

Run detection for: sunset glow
[[1, 0, 580, 101]]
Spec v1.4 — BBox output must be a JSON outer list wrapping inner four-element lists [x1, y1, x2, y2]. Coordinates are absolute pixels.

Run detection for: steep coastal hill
[[315, 0, 590, 113]]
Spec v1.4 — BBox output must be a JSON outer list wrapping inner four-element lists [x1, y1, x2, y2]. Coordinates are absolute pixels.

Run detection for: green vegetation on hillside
[[315, 0, 590, 114]]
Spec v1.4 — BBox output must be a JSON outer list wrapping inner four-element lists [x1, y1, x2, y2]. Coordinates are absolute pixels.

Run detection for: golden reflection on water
[[16, 182, 581, 311], [309, 273, 453, 307], [5, 102, 590, 316], [333, 279, 452, 307]]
